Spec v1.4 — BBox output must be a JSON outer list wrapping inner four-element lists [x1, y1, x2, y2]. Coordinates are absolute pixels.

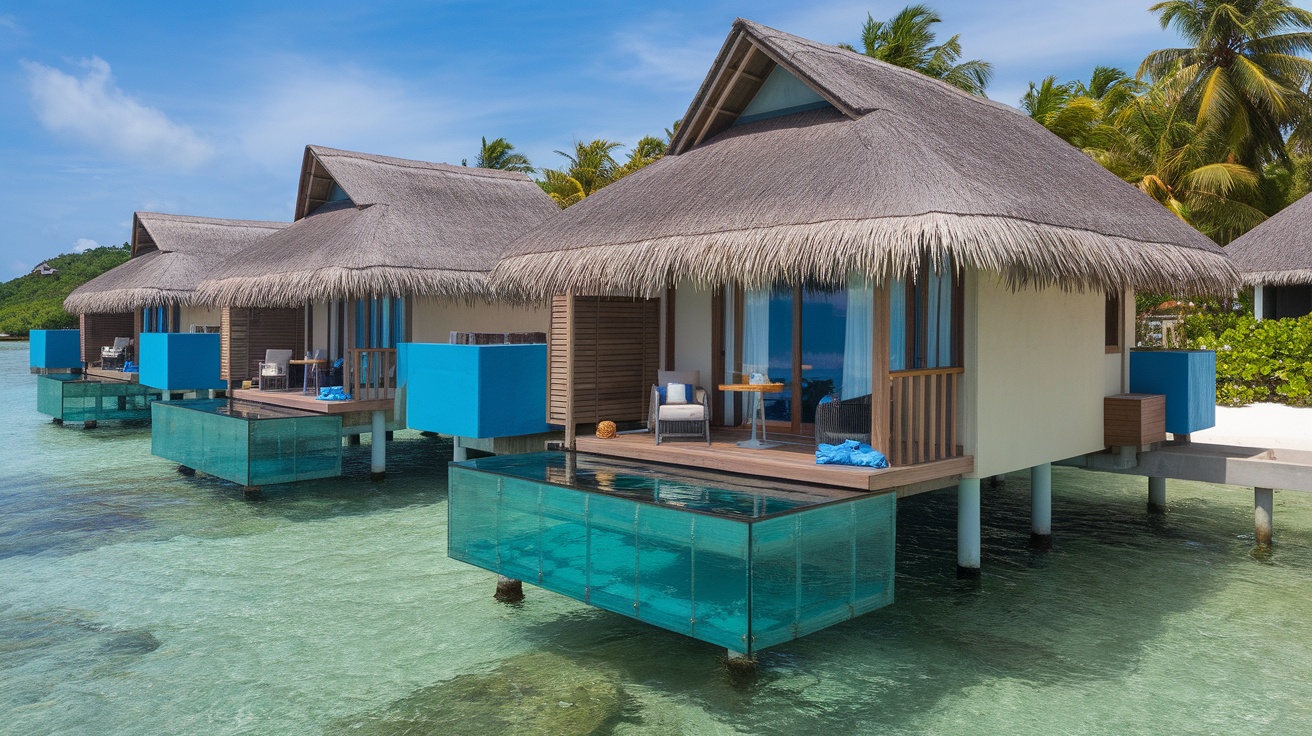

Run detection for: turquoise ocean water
[[3, 339, 1312, 734]]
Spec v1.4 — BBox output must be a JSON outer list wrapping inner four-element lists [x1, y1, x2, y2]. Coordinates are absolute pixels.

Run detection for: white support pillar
[[1255, 487, 1274, 548], [453, 436, 468, 462], [1031, 463, 1052, 550], [370, 409, 386, 481], [957, 477, 981, 579], [1254, 285, 1266, 322], [1148, 476, 1167, 514]]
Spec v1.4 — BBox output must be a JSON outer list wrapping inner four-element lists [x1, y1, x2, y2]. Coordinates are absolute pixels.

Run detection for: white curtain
[[743, 288, 771, 378], [889, 279, 907, 371], [842, 274, 873, 399]]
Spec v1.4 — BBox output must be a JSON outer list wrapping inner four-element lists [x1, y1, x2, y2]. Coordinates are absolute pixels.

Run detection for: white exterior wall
[[673, 281, 715, 388], [960, 272, 1105, 478], [409, 297, 547, 343], [179, 305, 222, 332]]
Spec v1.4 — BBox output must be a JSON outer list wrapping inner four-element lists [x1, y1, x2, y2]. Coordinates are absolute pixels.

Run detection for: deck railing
[[347, 347, 397, 402], [889, 366, 964, 466]]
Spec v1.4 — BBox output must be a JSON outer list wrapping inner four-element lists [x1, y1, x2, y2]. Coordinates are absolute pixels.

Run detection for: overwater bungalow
[[36, 213, 287, 425], [455, 19, 1238, 660], [1225, 192, 1312, 320], [163, 145, 559, 487]]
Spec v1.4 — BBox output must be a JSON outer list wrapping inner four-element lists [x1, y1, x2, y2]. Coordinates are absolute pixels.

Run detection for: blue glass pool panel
[[29, 329, 82, 371], [36, 374, 160, 422], [1130, 350, 1217, 434], [448, 453, 896, 654], [139, 332, 225, 391], [152, 400, 342, 486], [402, 343, 549, 438]]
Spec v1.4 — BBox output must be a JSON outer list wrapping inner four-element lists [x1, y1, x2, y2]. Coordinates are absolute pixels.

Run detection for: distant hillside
[[0, 245, 130, 336]]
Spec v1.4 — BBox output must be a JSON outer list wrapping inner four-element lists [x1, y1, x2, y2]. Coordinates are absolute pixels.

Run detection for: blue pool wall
[[29, 329, 82, 371], [448, 462, 896, 654], [401, 343, 549, 438], [139, 332, 226, 391], [1129, 350, 1216, 434], [152, 400, 342, 486]]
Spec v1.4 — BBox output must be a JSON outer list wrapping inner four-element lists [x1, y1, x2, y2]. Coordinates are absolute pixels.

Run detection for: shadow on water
[[387, 466, 1260, 734]]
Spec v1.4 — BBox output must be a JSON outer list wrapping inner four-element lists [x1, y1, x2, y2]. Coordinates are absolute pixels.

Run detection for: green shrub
[[0, 245, 129, 335], [1186, 313, 1312, 406]]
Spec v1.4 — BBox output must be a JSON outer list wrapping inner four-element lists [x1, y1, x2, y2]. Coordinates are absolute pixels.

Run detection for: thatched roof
[[197, 146, 558, 308], [1225, 192, 1312, 286], [63, 212, 288, 315], [491, 19, 1236, 299]]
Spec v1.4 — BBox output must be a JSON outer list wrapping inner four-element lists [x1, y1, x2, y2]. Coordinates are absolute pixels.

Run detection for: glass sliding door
[[742, 283, 868, 433]]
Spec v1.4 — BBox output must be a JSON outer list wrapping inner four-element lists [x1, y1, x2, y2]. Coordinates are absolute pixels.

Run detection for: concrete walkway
[[1193, 403, 1312, 452]]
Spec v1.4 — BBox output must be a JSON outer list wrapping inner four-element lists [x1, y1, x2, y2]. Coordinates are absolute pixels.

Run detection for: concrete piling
[[370, 410, 386, 481], [1030, 463, 1052, 550], [1255, 487, 1274, 548], [495, 575, 524, 603], [957, 477, 981, 579], [1148, 477, 1167, 514]]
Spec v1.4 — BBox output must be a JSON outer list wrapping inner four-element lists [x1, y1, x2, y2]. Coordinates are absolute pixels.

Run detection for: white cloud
[[234, 60, 463, 170], [22, 56, 213, 168], [609, 31, 724, 89], [73, 238, 98, 252]]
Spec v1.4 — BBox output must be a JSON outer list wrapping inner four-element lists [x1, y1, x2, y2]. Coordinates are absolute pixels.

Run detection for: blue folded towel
[[816, 439, 889, 468], [316, 386, 352, 401]]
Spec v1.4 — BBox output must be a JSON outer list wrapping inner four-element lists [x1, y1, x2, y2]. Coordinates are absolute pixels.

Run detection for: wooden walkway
[[575, 429, 972, 495]]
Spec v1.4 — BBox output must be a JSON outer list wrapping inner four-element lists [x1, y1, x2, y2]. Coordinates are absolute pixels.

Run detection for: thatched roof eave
[[1242, 269, 1312, 287], [63, 286, 200, 315], [197, 264, 492, 308], [491, 212, 1240, 300]]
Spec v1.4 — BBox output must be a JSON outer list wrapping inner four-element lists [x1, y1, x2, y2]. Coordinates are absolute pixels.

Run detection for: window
[[1105, 292, 1121, 351]]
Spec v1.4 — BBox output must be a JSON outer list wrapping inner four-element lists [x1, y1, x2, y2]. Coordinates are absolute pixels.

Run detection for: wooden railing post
[[889, 366, 963, 466]]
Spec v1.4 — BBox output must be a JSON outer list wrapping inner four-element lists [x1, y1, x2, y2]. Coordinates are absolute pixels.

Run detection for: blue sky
[[0, 1, 1242, 278]]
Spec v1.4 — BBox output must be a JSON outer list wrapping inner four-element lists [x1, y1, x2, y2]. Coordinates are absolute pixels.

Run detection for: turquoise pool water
[[4, 339, 1312, 733]]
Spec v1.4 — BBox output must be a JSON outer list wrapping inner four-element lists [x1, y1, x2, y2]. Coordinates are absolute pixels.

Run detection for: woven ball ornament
[[596, 420, 617, 439]]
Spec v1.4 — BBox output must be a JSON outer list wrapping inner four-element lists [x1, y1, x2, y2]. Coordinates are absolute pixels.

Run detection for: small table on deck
[[289, 359, 328, 395], [719, 382, 785, 449]]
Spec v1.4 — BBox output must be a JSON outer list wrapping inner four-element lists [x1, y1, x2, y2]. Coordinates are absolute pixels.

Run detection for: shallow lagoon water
[[3, 339, 1312, 734]]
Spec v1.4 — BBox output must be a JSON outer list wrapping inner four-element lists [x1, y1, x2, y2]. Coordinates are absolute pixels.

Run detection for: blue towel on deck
[[316, 386, 352, 401], [816, 439, 889, 468]]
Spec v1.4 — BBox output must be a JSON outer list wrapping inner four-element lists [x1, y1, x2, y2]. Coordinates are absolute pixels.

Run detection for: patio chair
[[100, 337, 132, 370], [814, 394, 873, 446], [648, 369, 711, 445], [258, 349, 294, 391]]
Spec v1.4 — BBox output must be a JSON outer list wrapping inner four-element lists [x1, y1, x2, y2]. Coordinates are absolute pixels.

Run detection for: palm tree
[[1100, 79, 1267, 243], [538, 139, 623, 208], [615, 135, 668, 179], [1139, 0, 1312, 167], [843, 5, 993, 96], [1022, 68, 1142, 150], [474, 136, 534, 173]]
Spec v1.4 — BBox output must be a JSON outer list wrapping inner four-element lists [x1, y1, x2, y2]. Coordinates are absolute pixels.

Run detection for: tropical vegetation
[[0, 245, 129, 336]]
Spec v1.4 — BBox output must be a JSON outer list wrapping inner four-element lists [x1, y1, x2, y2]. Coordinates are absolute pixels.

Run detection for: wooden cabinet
[[1104, 393, 1167, 447]]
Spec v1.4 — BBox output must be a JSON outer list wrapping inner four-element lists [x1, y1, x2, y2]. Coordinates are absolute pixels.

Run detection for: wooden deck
[[230, 388, 395, 414], [575, 429, 973, 496], [85, 367, 137, 383]]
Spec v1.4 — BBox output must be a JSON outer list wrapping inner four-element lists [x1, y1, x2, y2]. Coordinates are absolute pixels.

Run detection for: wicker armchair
[[814, 394, 872, 446], [648, 370, 711, 445]]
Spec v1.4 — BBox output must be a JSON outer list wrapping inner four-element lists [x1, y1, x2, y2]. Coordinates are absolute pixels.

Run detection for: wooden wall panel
[[221, 306, 305, 382], [80, 312, 135, 365], [547, 296, 660, 428]]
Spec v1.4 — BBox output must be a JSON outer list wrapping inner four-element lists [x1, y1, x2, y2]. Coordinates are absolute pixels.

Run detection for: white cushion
[[658, 403, 705, 421], [666, 382, 692, 404]]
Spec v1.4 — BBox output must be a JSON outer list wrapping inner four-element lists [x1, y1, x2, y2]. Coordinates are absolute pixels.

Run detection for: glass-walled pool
[[36, 374, 161, 423], [152, 399, 342, 487], [448, 452, 896, 655]]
